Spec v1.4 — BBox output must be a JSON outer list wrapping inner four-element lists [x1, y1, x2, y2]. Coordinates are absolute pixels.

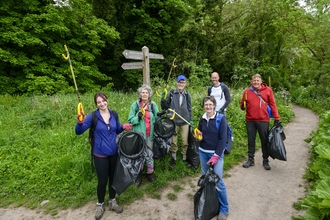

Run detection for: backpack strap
[[207, 85, 212, 96], [208, 84, 224, 99], [111, 110, 119, 122], [135, 100, 155, 115], [89, 111, 98, 146], [89, 110, 98, 172], [215, 113, 223, 131]]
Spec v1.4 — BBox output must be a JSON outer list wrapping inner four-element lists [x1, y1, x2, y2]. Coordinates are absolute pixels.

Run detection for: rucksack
[[89, 110, 119, 172], [207, 83, 225, 99], [215, 113, 233, 154]]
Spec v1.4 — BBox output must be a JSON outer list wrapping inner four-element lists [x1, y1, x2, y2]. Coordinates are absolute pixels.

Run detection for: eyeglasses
[[204, 104, 214, 107]]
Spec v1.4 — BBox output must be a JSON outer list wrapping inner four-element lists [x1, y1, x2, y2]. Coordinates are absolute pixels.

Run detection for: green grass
[[0, 87, 294, 215]]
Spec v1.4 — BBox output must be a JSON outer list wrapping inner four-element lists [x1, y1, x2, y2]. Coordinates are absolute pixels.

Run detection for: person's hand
[[76, 113, 85, 124], [189, 120, 194, 126], [207, 154, 220, 166], [157, 110, 166, 117], [274, 120, 281, 127], [138, 112, 143, 121], [122, 124, 132, 130], [194, 130, 203, 141]]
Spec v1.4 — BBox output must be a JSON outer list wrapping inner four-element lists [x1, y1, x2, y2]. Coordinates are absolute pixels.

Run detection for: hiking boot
[[169, 157, 176, 170], [95, 202, 104, 220], [135, 171, 143, 188], [109, 199, 123, 213], [263, 159, 271, 170], [217, 213, 228, 220], [242, 158, 254, 168], [147, 172, 156, 182]]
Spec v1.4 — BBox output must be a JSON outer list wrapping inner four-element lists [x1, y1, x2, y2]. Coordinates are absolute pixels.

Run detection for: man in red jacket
[[240, 74, 280, 170]]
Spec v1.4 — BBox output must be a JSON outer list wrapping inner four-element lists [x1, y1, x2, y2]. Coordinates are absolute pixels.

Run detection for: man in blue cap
[[161, 75, 192, 169]]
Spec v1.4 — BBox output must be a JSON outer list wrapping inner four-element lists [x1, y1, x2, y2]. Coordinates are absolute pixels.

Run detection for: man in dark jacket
[[161, 75, 192, 169], [240, 74, 280, 170]]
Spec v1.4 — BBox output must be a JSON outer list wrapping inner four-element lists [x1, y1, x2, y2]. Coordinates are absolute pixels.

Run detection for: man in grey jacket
[[161, 75, 192, 169]]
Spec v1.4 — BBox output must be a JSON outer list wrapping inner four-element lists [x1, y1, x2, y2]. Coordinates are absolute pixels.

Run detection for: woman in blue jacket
[[75, 92, 132, 220], [197, 96, 229, 220]]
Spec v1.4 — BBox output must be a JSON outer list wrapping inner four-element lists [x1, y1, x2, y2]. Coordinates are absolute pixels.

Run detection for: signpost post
[[122, 46, 164, 85]]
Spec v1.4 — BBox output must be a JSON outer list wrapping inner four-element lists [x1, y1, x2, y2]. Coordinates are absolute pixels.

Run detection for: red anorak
[[240, 83, 280, 122]]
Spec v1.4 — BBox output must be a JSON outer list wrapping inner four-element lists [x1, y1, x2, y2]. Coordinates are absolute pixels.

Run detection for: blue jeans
[[199, 149, 229, 215]]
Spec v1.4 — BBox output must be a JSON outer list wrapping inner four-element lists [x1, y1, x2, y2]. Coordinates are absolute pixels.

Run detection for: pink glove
[[207, 154, 220, 166], [122, 124, 132, 130]]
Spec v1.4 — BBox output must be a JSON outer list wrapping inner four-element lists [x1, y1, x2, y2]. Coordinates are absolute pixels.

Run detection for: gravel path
[[0, 104, 319, 220]]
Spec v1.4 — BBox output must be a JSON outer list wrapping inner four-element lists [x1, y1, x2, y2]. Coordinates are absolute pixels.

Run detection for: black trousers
[[94, 154, 118, 203], [246, 121, 269, 159]]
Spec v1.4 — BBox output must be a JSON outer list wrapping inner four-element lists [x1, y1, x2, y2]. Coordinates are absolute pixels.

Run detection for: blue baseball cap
[[177, 75, 186, 82]]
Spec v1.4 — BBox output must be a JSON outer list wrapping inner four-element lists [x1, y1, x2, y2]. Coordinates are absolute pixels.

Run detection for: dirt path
[[0, 105, 319, 220]]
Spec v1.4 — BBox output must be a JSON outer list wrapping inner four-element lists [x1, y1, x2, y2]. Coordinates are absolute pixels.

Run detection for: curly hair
[[137, 84, 153, 99]]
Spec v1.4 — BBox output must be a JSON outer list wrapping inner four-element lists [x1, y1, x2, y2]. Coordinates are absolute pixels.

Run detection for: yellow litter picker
[[156, 57, 177, 99], [167, 108, 202, 141], [62, 45, 84, 121]]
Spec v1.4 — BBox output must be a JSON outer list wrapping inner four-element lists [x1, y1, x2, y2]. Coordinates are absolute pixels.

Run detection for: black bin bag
[[186, 126, 200, 169], [112, 131, 146, 195], [153, 116, 176, 160], [194, 166, 220, 220], [267, 125, 287, 161]]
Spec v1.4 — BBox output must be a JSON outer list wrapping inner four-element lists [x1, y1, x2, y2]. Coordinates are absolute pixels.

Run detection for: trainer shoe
[[242, 158, 255, 168], [147, 172, 156, 182], [184, 160, 192, 168], [218, 213, 228, 220], [95, 202, 104, 220], [263, 159, 271, 170], [169, 157, 176, 170], [109, 198, 123, 213]]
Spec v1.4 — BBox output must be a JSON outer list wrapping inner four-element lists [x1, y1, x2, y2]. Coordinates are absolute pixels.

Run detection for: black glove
[[240, 102, 246, 110], [274, 120, 281, 127], [157, 110, 166, 117], [138, 112, 143, 121]]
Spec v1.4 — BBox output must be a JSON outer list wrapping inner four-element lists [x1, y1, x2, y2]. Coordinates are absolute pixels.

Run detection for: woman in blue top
[[196, 96, 229, 220], [75, 92, 132, 220]]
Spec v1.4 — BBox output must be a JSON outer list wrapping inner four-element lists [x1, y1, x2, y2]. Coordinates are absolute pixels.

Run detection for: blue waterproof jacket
[[75, 109, 124, 156]]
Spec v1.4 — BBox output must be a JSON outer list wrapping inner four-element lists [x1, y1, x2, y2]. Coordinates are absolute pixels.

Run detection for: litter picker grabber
[[62, 45, 85, 121], [156, 57, 177, 99], [166, 108, 202, 141], [138, 97, 151, 119]]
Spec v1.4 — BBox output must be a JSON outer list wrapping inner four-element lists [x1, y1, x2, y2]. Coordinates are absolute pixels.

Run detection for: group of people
[[75, 72, 280, 220]]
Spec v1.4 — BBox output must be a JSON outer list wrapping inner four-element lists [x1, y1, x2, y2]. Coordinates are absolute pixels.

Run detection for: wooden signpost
[[122, 46, 164, 85]]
